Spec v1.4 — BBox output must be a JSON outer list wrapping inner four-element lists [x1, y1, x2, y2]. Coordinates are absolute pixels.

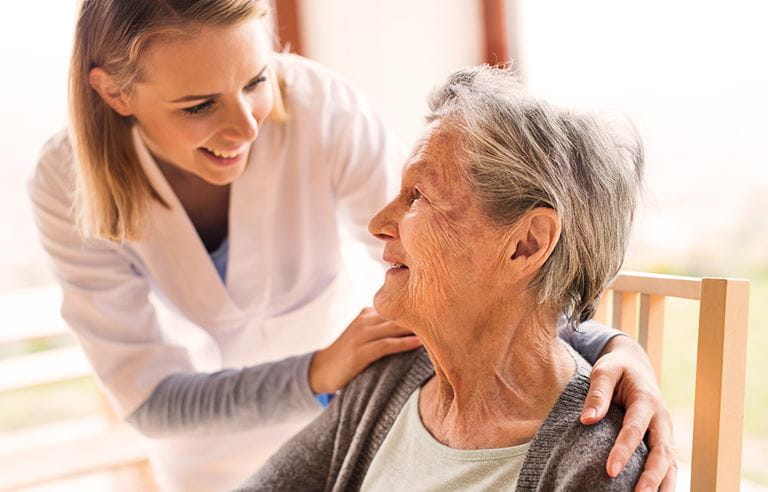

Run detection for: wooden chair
[[593, 272, 750, 492]]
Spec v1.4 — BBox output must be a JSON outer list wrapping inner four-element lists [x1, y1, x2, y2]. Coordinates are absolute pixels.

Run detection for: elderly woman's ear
[[506, 207, 561, 277]]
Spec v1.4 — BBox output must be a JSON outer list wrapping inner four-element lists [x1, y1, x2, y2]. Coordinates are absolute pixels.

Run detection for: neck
[[418, 308, 575, 449]]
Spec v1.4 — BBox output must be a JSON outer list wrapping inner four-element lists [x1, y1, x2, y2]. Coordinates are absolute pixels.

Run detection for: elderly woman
[[239, 66, 649, 490]]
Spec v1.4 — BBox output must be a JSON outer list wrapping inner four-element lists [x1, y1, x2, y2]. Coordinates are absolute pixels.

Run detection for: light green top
[[361, 388, 531, 492]]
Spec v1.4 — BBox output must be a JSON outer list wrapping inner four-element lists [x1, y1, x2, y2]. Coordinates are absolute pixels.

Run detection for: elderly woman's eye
[[409, 188, 423, 204]]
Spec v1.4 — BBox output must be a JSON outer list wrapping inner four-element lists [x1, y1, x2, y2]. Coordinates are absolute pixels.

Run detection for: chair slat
[[593, 291, 611, 325], [691, 278, 749, 491], [611, 271, 701, 300], [638, 294, 664, 381], [612, 290, 638, 339]]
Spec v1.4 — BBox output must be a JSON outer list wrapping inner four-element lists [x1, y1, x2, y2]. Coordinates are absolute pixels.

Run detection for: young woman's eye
[[244, 76, 267, 91], [182, 100, 214, 116]]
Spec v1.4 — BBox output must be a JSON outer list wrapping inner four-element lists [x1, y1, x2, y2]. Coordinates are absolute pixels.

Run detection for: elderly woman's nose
[[368, 202, 399, 241]]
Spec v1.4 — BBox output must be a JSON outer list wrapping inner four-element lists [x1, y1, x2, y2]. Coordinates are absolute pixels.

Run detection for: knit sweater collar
[[345, 344, 591, 491]]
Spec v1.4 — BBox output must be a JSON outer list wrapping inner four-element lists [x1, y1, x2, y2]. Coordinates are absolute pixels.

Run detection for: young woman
[[29, 1, 676, 490]]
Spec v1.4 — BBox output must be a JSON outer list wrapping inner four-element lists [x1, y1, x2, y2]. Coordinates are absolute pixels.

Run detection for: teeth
[[205, 147, 241, 159]]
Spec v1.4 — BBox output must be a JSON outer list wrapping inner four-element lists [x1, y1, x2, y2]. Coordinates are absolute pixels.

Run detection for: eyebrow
[[403, 161, 440, 191], [169, 65, 269, 103], [409, 159, 442, 182]]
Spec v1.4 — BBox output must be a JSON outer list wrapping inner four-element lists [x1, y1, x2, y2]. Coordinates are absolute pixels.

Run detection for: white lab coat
[[29, 54, 402, 491]]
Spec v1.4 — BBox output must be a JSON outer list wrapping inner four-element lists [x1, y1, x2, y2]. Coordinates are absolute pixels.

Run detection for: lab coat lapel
[[130, 127, 244, 327], [226, 120, 282, 317]]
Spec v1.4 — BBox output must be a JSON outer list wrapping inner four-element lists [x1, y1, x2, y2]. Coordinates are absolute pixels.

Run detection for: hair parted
[[427, 65, 644, 326], [69, 0, 283, 241]]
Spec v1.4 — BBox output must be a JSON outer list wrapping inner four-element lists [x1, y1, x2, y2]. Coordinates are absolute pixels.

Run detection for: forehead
[[403, 122, 466, 188], [137, 18, 269, 95]]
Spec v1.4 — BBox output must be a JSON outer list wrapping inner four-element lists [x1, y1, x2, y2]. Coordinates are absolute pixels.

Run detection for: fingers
[[361, 335, 421, 360], [349, 308, 412, 335], [633, 443, 675, 491], [658, 457, 677, 492], [348, 308, 414, 341], [345, 307, 421, 373], [634, 410, 677, 491], [581, 364, 621, 424], [348, 307, 387, 329], [606, 397, 655, 478], [366, 320, 414, 339], [375, 335, 422, 355]]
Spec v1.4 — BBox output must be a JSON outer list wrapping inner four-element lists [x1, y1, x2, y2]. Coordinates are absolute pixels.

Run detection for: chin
[[204, 174, 239, 186], [202, 165, 246, 186], [373, 288, 402, 322]]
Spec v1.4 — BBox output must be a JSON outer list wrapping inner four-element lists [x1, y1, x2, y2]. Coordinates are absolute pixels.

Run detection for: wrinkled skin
[[371, 124, 514, 336], [369, 122, 573, 449], [368, 122, 677, 491]]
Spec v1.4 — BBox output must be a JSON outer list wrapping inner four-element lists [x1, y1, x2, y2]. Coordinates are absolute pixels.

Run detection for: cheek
[[401, 209, 473, 309], [148, 114, 214, 151], [182, 120, 218, 147]]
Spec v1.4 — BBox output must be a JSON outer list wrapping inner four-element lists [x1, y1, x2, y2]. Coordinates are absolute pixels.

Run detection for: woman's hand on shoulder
[[308, 307, 421, 394], [580, 335, 677, 492]]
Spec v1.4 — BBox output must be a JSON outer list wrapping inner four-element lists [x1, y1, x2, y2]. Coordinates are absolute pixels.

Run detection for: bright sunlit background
[[1, 0, 765, 490]]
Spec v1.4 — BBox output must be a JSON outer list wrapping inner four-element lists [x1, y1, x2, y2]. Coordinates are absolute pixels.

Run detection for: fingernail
[[610, 461, 623, 477], [583, 408, 597, 420]]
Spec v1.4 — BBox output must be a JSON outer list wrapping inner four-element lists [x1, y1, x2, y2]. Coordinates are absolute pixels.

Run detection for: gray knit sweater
[[236, 346, 647, 491]]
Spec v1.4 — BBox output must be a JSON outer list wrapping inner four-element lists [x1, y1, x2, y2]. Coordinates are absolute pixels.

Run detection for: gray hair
[[427, 65, 643, 326]]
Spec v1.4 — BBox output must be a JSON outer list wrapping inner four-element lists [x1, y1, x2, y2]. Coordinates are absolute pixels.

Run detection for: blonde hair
[[69, 0, 286, 241]]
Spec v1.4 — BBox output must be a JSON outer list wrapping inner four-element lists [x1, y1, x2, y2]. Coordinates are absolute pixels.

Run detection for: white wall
[[0, 1, 78, 290], [298, 0, 484, 148]]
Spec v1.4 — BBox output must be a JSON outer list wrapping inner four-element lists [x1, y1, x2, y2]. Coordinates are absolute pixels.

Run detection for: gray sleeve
[[557, 318, 626, 365], [127, 352, 322, 438]]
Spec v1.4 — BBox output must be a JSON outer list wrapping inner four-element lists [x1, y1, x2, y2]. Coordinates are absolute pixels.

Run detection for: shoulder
[[273, 53, 372, 115], [559, 404, 647, 489], [331, 348, 432, 448], [275, 54, 367, 107], [28, 128, 76, 204], [521, 367, 647, 490], [342, 348, 432, 406]]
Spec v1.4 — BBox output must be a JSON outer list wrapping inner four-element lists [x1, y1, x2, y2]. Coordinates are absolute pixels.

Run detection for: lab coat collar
[[129, 126, 281, 327]]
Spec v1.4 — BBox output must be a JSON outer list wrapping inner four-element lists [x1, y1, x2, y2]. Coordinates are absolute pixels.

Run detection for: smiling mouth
[[389, 263, 409, 270], [203, 146, 244, 158], [198, 146, 247, 166]]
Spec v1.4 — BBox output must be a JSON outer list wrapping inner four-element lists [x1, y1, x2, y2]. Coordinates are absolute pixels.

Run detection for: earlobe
[[88, 68, 133, 117]]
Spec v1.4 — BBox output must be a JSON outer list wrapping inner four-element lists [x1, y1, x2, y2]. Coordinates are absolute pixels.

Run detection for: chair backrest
[[592, 272, 750, 491]]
